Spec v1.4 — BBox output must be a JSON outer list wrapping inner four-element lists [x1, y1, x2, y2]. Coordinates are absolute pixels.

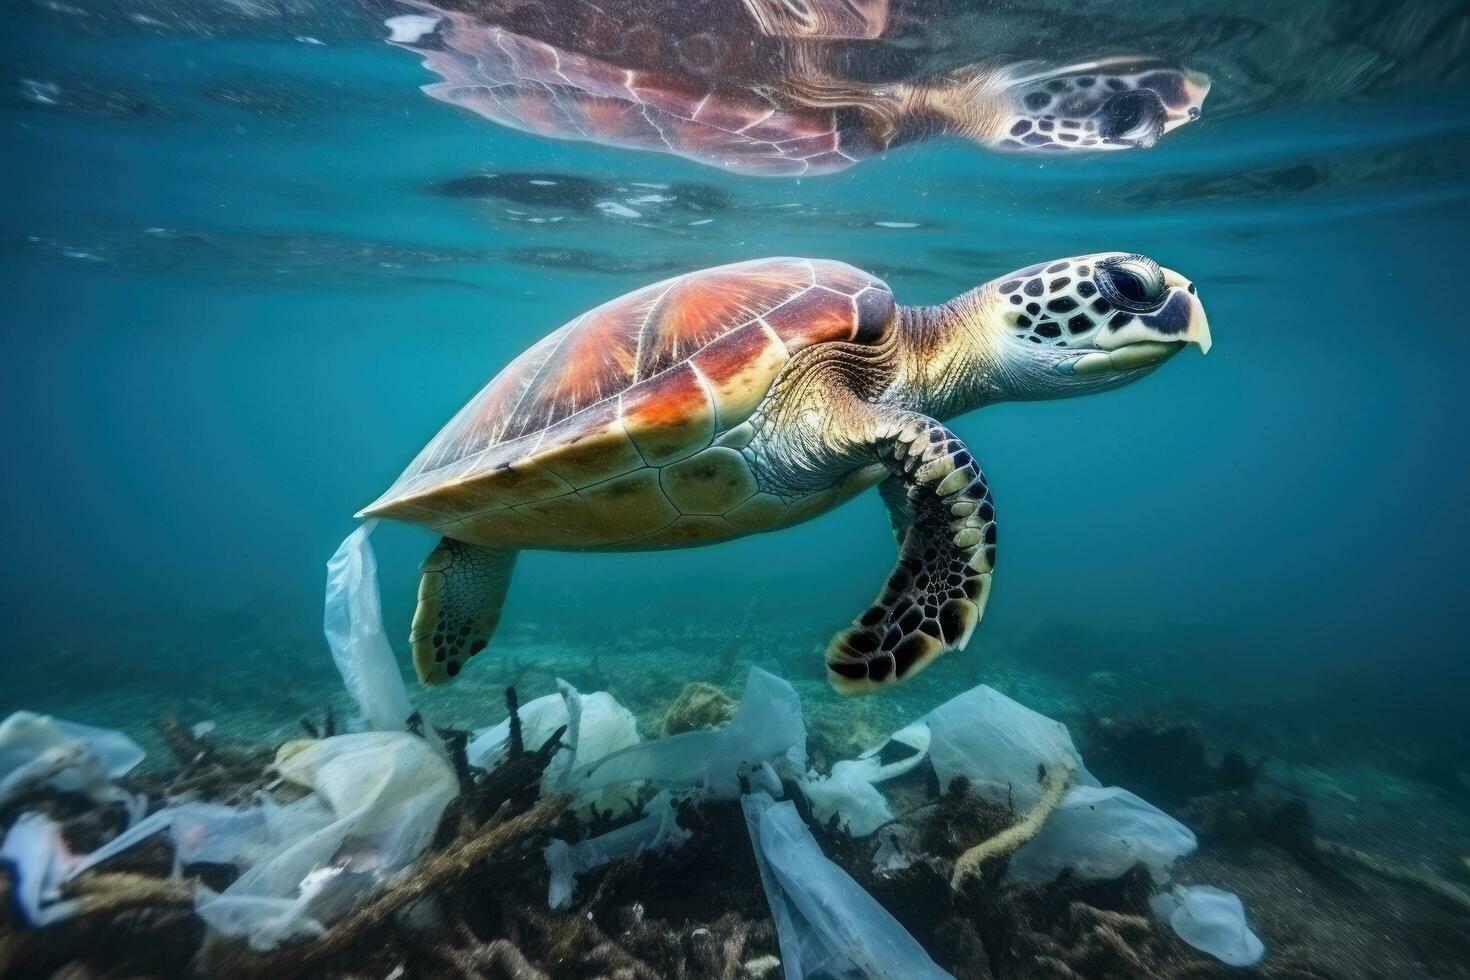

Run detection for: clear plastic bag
[[323, 522, 416, 734], [575, 668, 806, 801], [544, 791, 689, 909], [800, 721, 930, 837], [67, 795, 334, 881], [195, 731, 457, 951], [742, 792, 952, 980], [1008, 785, 1197, 883], [0, 712, 145, 817], [923, 686, 1098, 807], [0, 812, 82, 926], [1150, 885, 1265, 966], [465, 691, 570, 767], [466, 680, 642, 814]]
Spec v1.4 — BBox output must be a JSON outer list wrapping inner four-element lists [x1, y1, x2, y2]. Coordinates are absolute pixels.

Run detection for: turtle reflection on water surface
[[385, 0, 1209, 176], [360, 254, 1211, 693]]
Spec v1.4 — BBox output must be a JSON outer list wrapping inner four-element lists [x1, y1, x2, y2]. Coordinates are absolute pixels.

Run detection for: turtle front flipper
[[412, 537, 518, 685], [827, 416, 995, 693]]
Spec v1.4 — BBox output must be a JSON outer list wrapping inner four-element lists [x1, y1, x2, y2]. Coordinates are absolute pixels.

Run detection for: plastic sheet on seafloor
[[0, 711, 146, 820], [543, 790, 690, 909], [194, 731, 457, 951], [923, 685, 1100, 807], [573, 667, 807, 801], [0, 812, 82, 926], [65, 795, 335, 882], [466, 680, 641, 814], [1008, 784, 1198, 883], [742, 792, 953, 980], [1151, 884, 1266, 967], [799, 721, 929, 837]]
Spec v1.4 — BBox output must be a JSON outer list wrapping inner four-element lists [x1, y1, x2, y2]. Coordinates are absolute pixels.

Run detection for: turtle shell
[[396, 14, 877, 176], [361, 257, 895, 543]]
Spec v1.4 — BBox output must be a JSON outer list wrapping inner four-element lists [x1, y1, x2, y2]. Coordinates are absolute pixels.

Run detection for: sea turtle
[[385, 0, 1209, 176], [360, 253, 1211, 693]]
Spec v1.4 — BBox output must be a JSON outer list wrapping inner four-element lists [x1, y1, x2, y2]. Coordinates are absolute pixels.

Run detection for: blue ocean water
[[2, 1, 1468, 974]]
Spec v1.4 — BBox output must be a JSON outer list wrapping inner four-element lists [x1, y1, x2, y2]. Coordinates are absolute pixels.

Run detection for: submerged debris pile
[[3, 527, 1464, 978], [0, 670, 1268, 978]]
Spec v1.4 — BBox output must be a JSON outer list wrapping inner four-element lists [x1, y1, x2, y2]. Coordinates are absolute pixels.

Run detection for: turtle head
[[947, 252, 1210, 404], [990, 59, 1209, 151]]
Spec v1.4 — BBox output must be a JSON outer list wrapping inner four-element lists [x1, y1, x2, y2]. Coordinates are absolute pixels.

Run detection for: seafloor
[[2, 609, 1468, 980]]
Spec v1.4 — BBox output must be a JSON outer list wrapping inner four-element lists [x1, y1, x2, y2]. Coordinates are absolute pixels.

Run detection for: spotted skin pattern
[[826, 417, 995, 692], [997, 60, 1207, 152], [411, 537, 516, 683], [389, 13, 1207, 176], [1000, 257, 1120, 346], [362, 252, 1210, 691]]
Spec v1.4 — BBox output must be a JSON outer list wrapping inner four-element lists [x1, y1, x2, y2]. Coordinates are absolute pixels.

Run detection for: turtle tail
[[411, 537, 518, 685]]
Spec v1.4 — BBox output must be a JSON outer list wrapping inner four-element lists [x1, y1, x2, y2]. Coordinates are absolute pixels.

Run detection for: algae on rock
[[663, 681, 736, 735]]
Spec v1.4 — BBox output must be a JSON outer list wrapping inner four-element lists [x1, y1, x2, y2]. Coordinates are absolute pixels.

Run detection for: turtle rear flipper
[[412, 538, 517, 684]]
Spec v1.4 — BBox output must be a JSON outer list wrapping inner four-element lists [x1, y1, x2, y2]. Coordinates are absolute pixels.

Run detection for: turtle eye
[[1097, 256, 1167, 312], [1098, 90, 1166, 146]]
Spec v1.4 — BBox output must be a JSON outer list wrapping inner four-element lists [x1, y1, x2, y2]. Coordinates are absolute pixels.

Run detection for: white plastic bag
[[800, 767, 894, 838], [195, 731, 457, 950], [1150, 885, 1265, 966], [66, 795, 334, 882], [466, 680, 642, 814], [465, 691, 568, 767], [0, 813, 82, 926], [1008, 785, 1197, 883], [800, 721, 930, 837], [575, 668, 806, 801], [324, 522, 416, 734], [0, 712, 145, 817], [923, 686, 1098, 807], [544, 791, 689, 909], [742, 792, 952, 980]]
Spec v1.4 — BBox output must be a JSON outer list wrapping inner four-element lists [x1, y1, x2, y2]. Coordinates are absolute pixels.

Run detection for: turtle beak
[[1160, 266, 1211, 355], [1070, 266, 1211, 376], [1163, 69, 1211, 132]]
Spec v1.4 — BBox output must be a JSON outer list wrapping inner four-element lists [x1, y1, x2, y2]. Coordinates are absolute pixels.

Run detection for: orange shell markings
[[361, 258, 894, 525], [620, 362, 718, 466]]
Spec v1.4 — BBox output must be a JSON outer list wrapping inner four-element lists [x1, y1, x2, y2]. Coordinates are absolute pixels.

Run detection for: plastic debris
[[853, 721, 932, 783], [800, 768, 893, 838], [1008, 785, 1197, 883], [924, 686, 1099, 807], [66, 795, 333, 882], [195, 731, 457, 951], [0, 711, 145, 817], [466, 690, 564, 767], [801, 721, 928, 837], [0, 813, 82, 926], [467, 680, 641, 813], [384, 14, 440, 44], [742, 792, 952, 980], [575, 668, 807, 801], [1150, 885, 1266, 967], [872, 825, 919, 871], [323, 522, 416, 734], [543, 790, 689, 909]]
